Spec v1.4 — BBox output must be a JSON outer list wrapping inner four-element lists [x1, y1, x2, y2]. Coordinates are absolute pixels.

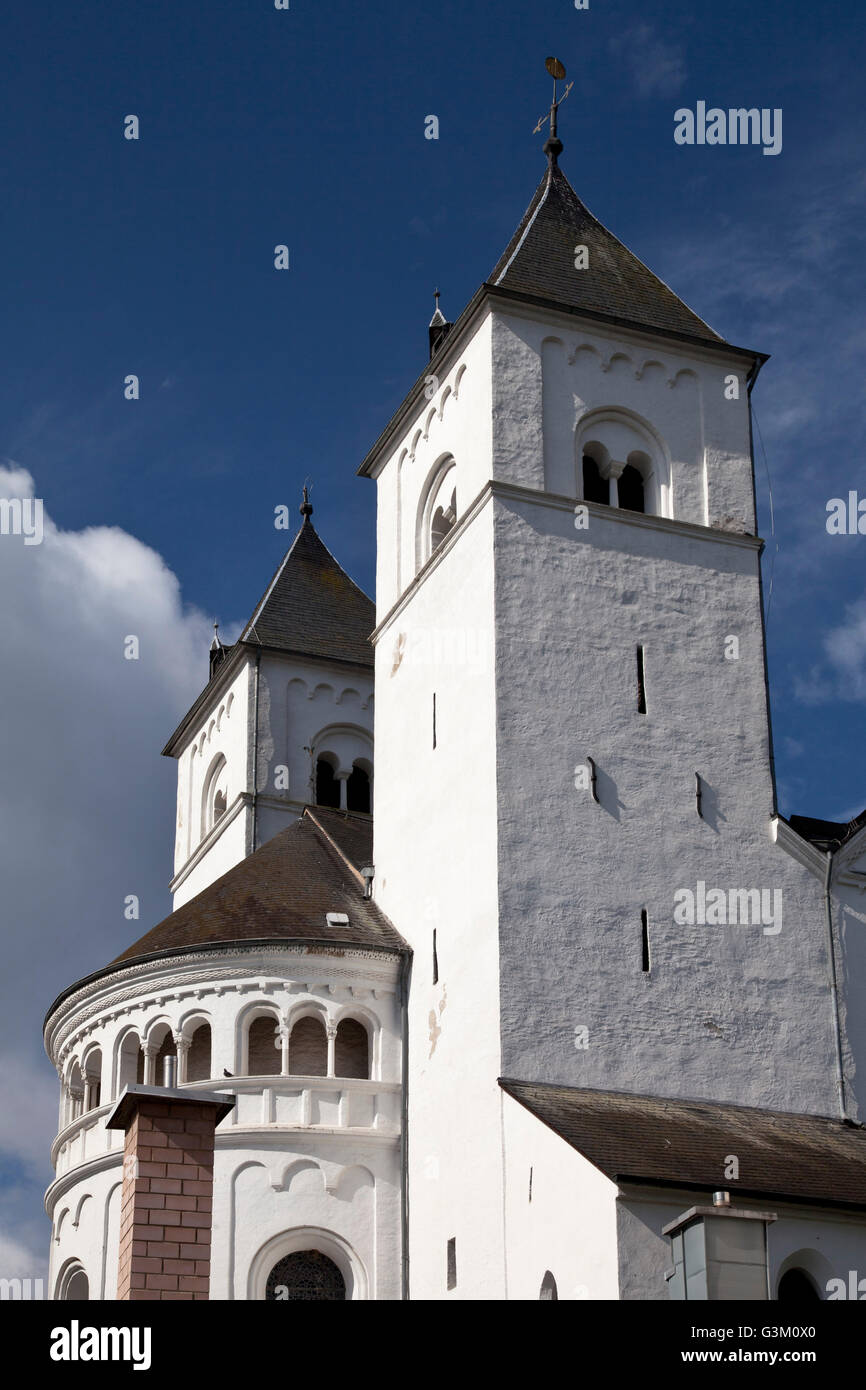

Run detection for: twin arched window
[[315, 756, 371, 814], [582, 451, 647, 514]]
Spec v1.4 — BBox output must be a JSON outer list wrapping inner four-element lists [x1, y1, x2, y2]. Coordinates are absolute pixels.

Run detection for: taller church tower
[[362, 114, 855, 1297]]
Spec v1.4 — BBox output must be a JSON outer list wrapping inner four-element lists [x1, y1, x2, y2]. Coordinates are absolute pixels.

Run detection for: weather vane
[[533, 57, 573, 163]]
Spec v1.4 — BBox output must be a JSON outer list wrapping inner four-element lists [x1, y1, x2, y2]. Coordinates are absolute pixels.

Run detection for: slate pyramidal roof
[[489, 161, 725, 345], [359, 159, 766, 475], [239, 514, 374, 667], [163, 512, 374, 756]]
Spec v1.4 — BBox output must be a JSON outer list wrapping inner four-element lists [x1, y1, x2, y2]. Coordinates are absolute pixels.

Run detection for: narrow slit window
[[432, 692, 437, 750], [446, 1237, 457, 1290], [636, 646, 647, 714], [695, 772, 703, 819], [432, 928, 439, 985], [641, 909, 650, 973]]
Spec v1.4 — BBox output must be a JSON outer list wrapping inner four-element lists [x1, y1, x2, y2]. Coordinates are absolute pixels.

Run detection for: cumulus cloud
[[794, 597, 866, 704], [0, 463, 215, 1264], [610, 24, 686, 98]]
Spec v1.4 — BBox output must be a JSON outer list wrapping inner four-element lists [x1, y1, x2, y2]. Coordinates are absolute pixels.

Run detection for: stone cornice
[[169, 791, 250, 893], [44, 1121, 400, 1216], [45, 943, 402, 1060], [372, 478, 763, 644]]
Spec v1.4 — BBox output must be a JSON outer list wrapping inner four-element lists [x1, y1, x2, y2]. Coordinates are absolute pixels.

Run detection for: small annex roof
[[489, 162, 723, 345], [787, 810, 866, 852], [108, 809, 405, 966], [500, 1079, 866, 1210], [240, 512, 374, 668]]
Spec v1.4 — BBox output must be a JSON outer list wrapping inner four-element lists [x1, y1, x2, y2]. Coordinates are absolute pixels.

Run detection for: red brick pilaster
[[107, 1087, 233, 1301]]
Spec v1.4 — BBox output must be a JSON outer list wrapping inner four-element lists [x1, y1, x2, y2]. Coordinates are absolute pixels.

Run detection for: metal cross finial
[[533, 57, 573, 164]]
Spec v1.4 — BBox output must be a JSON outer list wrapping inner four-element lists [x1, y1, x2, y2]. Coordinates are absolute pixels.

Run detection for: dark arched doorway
[[777, 1268, 820, 1301], [266, 1250, 346, 1301]]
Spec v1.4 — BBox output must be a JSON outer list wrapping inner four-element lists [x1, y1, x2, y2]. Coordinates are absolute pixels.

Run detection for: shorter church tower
[[44, 505, 406, 1302], [163, 493, 376, 908]]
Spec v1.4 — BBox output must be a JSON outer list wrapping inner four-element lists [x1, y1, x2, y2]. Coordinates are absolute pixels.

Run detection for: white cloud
[[0, 463, 217, 1263], [0, 1230, 46, 1283], [610, 25, 686, 98], [793, 597, 866, 704], [0, 1056, 58, 1172]]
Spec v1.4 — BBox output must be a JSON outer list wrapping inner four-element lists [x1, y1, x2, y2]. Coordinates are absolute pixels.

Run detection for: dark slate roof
[[500, 1080, 866, 1210], [303, 806, 373, 875], [488, 163, 724, 345], [240, 516, 374, 667], [788, 811, 866, 851], [111, 810, 405, 965]]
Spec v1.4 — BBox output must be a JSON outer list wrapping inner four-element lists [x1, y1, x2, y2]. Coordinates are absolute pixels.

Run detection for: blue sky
[[1, 0, 865, 1274]]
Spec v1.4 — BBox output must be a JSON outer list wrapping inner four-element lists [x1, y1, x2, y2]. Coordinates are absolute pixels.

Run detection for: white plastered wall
[[501, 1092, 619, 1300]]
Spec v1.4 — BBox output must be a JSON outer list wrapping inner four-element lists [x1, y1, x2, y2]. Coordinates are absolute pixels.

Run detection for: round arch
[[775, 1248, 832, 1301], [201, 752, 228, 838], [234, 1000, 283, 1076], [575, 406, 672, 518], [248, 1227, 368, 1301], [415, 453, 457, 573], [55, 1258, 90, 1301]]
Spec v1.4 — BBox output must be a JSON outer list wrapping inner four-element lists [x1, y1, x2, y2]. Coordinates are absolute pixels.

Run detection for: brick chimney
[[106, 1085, 234, 1301]]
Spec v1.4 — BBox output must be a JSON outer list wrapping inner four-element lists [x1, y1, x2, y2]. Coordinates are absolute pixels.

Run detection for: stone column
[[174, 1035, 191, 1085], [601, 459, 625, 509], [326, 1021, 338, 1077]]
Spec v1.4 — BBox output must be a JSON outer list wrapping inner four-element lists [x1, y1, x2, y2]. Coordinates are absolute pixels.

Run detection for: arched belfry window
[[577, 413, 668, 518], [431, 487, 457, 552], [201, 753, 228, 838], [417, 458, 458, 572], [315, 755, 341, 809], [582, 454, 608, 505], [346, 761, 371, 814], [618, 461, 646, 514]]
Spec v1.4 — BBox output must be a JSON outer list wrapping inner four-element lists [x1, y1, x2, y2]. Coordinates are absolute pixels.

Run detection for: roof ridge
[[303, 806, 367, 886], [488, 159, 725, 345]]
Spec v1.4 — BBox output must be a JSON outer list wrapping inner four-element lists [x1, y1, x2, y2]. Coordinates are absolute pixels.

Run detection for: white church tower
[[164, 491, 375, 908], [44, 71, 866, 1303], [363, 88, 866, 1299]]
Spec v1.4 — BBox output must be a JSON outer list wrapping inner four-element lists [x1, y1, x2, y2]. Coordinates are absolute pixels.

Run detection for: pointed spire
[[300, 483, 313, 519], [429, 287, 447, 328], [210, 620, 222, 653], [428, 288, 452, 359]]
